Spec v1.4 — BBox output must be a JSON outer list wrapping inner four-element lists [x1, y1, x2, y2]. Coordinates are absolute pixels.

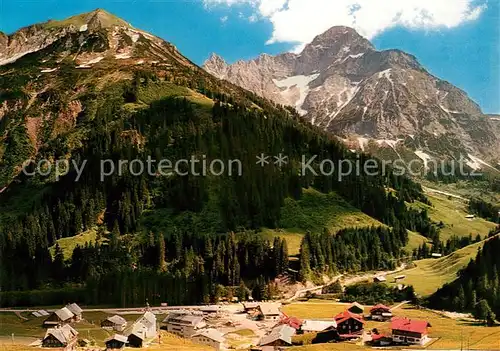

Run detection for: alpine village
[[1, 7, 500, 351]]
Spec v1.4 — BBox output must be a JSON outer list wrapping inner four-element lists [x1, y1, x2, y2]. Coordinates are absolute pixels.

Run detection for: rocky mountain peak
[[204, 53, 229, 78], [203, 26, 500, 166]]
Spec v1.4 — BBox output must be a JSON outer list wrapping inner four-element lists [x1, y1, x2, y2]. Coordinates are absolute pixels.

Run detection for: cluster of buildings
[[253, 302, 431, 350], [104, 311, 157, 349], [41, 303, 83, 350], [161, 311, 225, 350]]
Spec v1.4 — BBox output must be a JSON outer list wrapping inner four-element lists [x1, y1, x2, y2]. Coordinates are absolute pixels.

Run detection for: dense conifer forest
[[1, 68, 436, 306]]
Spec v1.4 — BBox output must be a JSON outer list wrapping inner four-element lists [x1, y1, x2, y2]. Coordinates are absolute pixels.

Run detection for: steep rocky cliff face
[[204, 26, 500, 170]]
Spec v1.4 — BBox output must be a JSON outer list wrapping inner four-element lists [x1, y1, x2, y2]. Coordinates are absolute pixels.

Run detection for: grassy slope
[[247, 188, 384, 255], [412, 193, 497, 240], [406, 230, 430, 252], [386, 239, 487, 296], [283, 302, 500, 350]]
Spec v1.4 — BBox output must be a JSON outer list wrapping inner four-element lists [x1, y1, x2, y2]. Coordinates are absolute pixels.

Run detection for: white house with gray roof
[[259, 324, 295, 347]]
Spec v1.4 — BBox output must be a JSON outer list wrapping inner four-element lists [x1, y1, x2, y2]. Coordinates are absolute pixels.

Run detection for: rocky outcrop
[[204, 26, 500, 165]]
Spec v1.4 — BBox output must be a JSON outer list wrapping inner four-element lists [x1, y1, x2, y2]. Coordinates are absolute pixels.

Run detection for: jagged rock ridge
[[204, 27, 500, 168]]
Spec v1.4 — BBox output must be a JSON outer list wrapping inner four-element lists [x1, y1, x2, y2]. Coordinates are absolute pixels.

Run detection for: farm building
[[101, 315, 127, 332], [300, 320, 337, 334], [280, 315, 303, 330], [191, 328, 225, 351], [105, 334, 128, 349], [243, 302, 260, 313], [312, 326, 340, 344], [258, 303, 281, 321], [43, 307, 75, 327], [394, 275, 406, 282], [334, 310, 364, 338], [259, 325, 295, 347], [431, 253, 443, 258], [162, 313, 206, 337], [370, 304, 393, 321], [42, 324, 79, 350], [373, 275, 387, 283], [347, 302, 364, 314], [391, 317, 431, 345], [65, 303, 83, 321], [200, 305, 221, 314]]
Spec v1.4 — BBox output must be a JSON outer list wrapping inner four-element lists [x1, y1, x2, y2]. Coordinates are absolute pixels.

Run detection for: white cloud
[[204, 0, 487, 46], [220, 15, 229, 23]]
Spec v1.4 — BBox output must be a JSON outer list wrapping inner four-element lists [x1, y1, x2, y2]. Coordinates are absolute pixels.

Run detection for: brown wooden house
[[347, 302, 364, 314], [43, 307, 75, 327], [334, 310, 364, 338], [42, 325, 78, 350], [105, 334, 128, 349], [370, 304, 393, 321]]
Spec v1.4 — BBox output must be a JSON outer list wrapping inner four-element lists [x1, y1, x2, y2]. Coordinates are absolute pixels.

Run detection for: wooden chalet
[[370, 304, 393, 321], [312, 326, 340, 344], [43, 307, 75, 327], [300, 320, 337, 334], [391, 317, 431, 345], [65, 303, 83, 321], [334, 310, 364, 338], [42, 324, 79, 350], [347, 302, 364, 314], [101, 315, 127, 332], [373, 275, 387, 283], [105, 334, 128, 349], [127, 325, 146, 348]]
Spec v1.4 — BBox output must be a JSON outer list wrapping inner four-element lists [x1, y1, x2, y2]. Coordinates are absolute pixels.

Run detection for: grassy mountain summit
[[42, 8, 132, 29]]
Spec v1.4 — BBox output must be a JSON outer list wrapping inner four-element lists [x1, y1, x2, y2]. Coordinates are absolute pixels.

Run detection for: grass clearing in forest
[[411, 193, 497, 240]]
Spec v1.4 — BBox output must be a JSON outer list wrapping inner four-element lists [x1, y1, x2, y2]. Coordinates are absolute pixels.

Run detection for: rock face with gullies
[[204, 26, 500, 167], [0, 9, 193, 68]]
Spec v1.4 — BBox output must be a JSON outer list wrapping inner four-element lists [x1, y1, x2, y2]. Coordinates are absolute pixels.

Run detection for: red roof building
[[334, 311, 364, 338], [391, 317, 431, 346], [279, 313, 303, 330]]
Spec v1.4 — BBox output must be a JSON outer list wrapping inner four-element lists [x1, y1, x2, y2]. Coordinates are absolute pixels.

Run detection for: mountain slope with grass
[[0, 9, 436, 307]]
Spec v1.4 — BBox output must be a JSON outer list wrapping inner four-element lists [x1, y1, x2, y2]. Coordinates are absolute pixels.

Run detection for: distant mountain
[[204, 26, 500, 171]]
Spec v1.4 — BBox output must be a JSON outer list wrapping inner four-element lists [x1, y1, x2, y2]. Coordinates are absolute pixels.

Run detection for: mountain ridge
[[204, 26, 500, 169]]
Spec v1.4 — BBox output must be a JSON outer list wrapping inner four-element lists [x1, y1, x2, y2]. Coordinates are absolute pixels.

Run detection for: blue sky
[[1, 0, 498, 113]]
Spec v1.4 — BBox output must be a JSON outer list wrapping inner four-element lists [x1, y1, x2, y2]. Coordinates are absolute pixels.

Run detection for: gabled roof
[[259, 303, 281, 316], [281, 316, 303, 330], [129, 323, 147, 340], [137, 311, 156, 328], [66, 303, 83, 315], [259, 325, 295, 346], [334, 310, 364, 325], [243, 302, 259, 309], [54, 307, 75, 321], [391, 317, 431, 334], [374, 275, 387, 282], [348, 302, 364, 311], [370, 304, 391, 313], [192, 328, 225, 343], [301, 320, 337, 332], [105, 334, 128, 343], [44, 325, 78, 344], [106, 315, 127, 325]]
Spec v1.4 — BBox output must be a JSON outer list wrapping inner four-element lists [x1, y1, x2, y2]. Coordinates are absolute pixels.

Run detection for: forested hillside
[[0, 11, 434, 307], [428, 229, 500, 323]]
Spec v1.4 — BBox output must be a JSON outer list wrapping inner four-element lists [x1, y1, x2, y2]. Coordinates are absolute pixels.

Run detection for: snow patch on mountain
[[415, 150, 432, 169], [273, 73, 320, 115], [79, 24, 88, 32]]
